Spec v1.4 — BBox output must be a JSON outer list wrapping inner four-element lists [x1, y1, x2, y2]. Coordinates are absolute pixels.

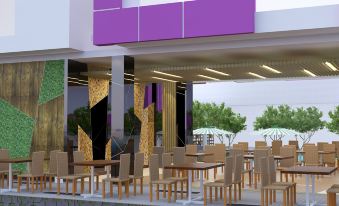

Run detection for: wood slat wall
[[162, 82, 177, 152], [0, 62, 64, 155]]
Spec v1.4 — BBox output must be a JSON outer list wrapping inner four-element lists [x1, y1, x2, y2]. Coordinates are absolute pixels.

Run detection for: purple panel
[[184, 0, 255, 38], [94, 0, 122, 10], [140, 3, 183, 41], [93, 8, 138, 45], [144, 85, 153, 108]]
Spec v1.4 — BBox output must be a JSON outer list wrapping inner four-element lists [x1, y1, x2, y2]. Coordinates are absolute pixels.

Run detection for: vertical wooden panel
[[162, 82, 177, 152]]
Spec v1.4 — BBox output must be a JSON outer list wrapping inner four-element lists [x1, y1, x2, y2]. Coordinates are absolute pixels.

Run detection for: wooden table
[[165, 163, 224, 205], [297, 150, 336, 165], [71, 160, 120, 198], [0, 158, 33, 193], [282, 166, 337, 206]]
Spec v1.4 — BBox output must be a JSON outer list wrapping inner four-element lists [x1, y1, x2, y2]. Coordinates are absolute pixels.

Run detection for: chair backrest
[[332, 141, 339, 158], [149, 154, 160, 182], [288, 140, 299, 150], [254, 149, 269, 173], [73, 151, 85, 174], [185, 144, 198, 163], [134, 152, 144, 178], [0, 149, 9, 171], [303, 145, 319, 165], [268, 155, 276, 184], [119, 154, 131, 180], [233, 154, 243, 183], [238, 142, 249, 151], [233, 144, 245, 155], [323, 144, 336, 165], [285, 145, 297, 165], [31, 151, 45, 176], [280, 146, 294, 167], [260, 157, 269, 188], [153, 146, 164, 167], [272, 140, 282, 156], [162, 153, 172, 179], [224, 156, 233, 186], [203, 145, 215, 163], [173, 147, 185, 165], [49, 150, 60, 174], [56, 152, 69, 177], [317, 142, 328, 151], [255, 141, 267, 148], [214, 144, 226, 162]]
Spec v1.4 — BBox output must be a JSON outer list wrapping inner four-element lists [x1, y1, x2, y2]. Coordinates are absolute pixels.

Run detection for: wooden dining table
[[165, 162, 224, 205], [281, 166, 337, 206], [70, 160, 120, 198], [297, 150, 336, 165]]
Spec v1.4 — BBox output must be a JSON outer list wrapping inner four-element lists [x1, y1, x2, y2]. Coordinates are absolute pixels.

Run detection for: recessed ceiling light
[[177, 86, 186, 89], [153, 71, 182, 78], [197, 74, 220, 81], [68, 77, 88, 83], [124, 78, 134, 82], [261, 65, 281, 74], [303, 69, 317, 77], [68, 80, 88, 86], [124, 73, 135, 76], [205, 68, 230, 76], [152, 76, 177, 83], [106, 72, 112, 76], [324, 62, 338, 71], [248, 72, 266, 79]]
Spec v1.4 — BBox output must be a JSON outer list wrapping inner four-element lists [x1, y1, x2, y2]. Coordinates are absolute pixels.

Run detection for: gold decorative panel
[[78, 126, 92, 173], [88, 78, 109, 109], [162, 82, 177, 152], [105, 139, 112, 160]]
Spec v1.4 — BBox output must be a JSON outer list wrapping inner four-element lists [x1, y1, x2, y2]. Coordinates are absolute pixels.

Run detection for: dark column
[[185, 83, 193, 144], [176, 84, 186, 147]]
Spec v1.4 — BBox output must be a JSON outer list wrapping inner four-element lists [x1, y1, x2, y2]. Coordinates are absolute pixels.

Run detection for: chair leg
[[168, 184, 172, 203], [57, 178, 60, 195], [125, 180, 129, 198], [273, 191, 276, 203], [209, 186, 212, 203], [241, 173, 245, 188], [265, 189, 268, 206], [39, 176, 43, 191], [229, 186, 232, 205], [174, 182, 177, 202], [102, 181, 106, 199], [238, 183, 241, 200], [156, 184, 159, 200], [180, 181, 183, 199], [204, 186, 207, 206], [224, 187, 227, 206], [88, 177, 91, 193], [234, 184, 237, 202], [220, 187, 223, 199], [81, 178, 84, 193], [118, 182, 122, 200], [283, 191, 286, 206], [96, 175, 99, 192], [109, 182, 113, 198], [133, 178, 136, 196], [31, 177, 35, 193], [215, 187, 218, 201], [72, 179, 76, 196], [261, 189, 264, 206], [140, 177, 143, 195], [149, 183, 153, 202], [65, 179, 69, 194], [17, 176, 21, 193], [254, 174, 257, 189], [49, 176, 52, 191], [26, 177, 29, 192], [163, 184, 166, 198], [269, 190, 272, 205]]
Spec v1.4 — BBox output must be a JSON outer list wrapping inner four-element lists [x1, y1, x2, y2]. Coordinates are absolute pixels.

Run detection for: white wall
[[193, 78, 339, 147], [0, 0, 15, 37], [0, 0, 70, 53]]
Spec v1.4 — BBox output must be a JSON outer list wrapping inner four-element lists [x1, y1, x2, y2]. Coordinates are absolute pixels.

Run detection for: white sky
[[0, 0, 15, 37]]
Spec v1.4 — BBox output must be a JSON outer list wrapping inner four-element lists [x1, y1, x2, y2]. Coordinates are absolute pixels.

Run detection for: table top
[[0, 157, 33, 163], [296, 150, 336, 154], [243, 155, 294, 160], [164, 162, 224, 170], [281, 166, 337, 175], [185, 153, 213, 157], [70, 160, 120, 167]]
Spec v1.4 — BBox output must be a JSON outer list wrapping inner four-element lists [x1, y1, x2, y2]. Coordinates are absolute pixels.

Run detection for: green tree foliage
[[193, 101, 247, 146], [67, 105, 91, 135], [327, 106, 339, 135], [254, 105, 325, 145]]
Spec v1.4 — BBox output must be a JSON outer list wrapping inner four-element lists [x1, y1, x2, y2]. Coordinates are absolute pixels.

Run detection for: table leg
[[199, 170, 203, 195], [306, 174, 309, 206], [91, 166, 94, 196], [188, 170, 192, 202]]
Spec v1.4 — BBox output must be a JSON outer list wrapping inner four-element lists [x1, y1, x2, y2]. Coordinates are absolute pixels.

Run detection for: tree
[[193, 101, 247, 147], [327, 106, 339, 135], [291, 107, 325, 146], [67, 105, 91, 135]]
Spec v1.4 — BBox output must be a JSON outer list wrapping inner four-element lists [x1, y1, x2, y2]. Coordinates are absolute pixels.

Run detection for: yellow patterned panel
[[139, 104, 155, 165], [134, 83, 145, 120], [105, 139, 112, 160], [78, 126, 92, 173], [88, 78, 109, 109], [162, 82, 177, 152]]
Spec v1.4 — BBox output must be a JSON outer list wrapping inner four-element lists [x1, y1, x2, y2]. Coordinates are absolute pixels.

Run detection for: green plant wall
[[0, 99, 35, 171], [38, 60, 64, 104]]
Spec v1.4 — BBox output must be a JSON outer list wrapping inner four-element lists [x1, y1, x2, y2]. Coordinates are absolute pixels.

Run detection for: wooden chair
[[277, 146, 295, 182], [255, 141, 267, 149], [129, 152, 144, 196], [261, 156, 291, 206], [214, 144, 226, 176], [203, 145, 215, 180], [44, 150, 60, 191], [153, 146, 164, 167], [185, 144, 198, 180], [327, 185, 339, 206], [102, 154, 131, 199], [317, 142, 328, 151], [272, 140, 282, 156], [17, 151, 45, 193], [173, 147, 186, 177], [203, 156, 233, 206], [303, 145, 321, 166], [230, 148, 252, 188], [162, 153, 187, 199], [73, 151, 92, 193], [288, 140, 299, 150], [0, 149, 19, 188], [331, 141, 339, 167], [56, 152, 81, 196], [149, 154, 177, 203], [235, 143, 251, 170], [254, 149, 269, 189], [232, 154, 243, 202], [323, 144, 336, 167], [238, 142, 249, 152]]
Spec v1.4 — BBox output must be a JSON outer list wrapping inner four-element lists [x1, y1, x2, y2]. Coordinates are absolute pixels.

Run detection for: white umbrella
[[255, 128, 300, 141], [193, 127, 233, 146]]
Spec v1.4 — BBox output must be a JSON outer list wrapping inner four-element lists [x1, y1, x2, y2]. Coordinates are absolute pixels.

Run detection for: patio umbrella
[[255, 128, 300, 141], [193, 127, 233, 146]]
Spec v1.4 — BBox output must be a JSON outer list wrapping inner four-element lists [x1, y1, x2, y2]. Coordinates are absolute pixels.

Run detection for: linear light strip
[[124, 73, 135, 77], [68, 80, 88, 86], [248, 72, 266, 79], [303, 69, 317, 77], [197, 74, 219, 81], [124, 78, 134, 81], [324, 62, 338, 71], [261, 65, 281, 74], [205, 68, 229, 76], [68, 77, 88, 83], [153, 71, 182, 78], [152, 76, 177, 83]]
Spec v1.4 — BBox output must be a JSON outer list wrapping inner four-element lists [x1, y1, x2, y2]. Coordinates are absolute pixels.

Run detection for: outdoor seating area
[[0, 141, 338, 206]]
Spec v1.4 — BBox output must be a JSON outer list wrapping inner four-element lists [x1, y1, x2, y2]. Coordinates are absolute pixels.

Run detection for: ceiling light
[[68, 77, 88, 83], [177, 86, 186, 89], [124, 78, 134, 82], [303, 69, 317, 77], [197, 74, 220, 81], [68, 80, 88, 86], [153, 71, 182, 78], [205, 68, 229, 76], [248, 72, 266, 79], [152, 77, 177, 83], [124, 73, 135, 76], [261, 65, 281, 74], [324, 62, 338, 71], [106, 72, 112, 76]]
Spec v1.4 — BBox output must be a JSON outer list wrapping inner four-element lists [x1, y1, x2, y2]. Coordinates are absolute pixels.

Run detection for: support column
[[185, 83, 193, 144], [162, 82, 177, 152]]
